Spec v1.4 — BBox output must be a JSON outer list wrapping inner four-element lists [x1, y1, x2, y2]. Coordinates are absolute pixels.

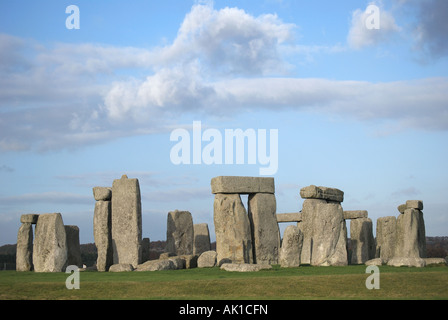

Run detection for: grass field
[[0, 265, 447, 300]]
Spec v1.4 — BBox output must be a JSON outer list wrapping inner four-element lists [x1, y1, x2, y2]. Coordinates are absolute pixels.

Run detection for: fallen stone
[[33, 213, 67, 272], [300, 185, 344, 203], [406, 200, 423, 210], [214, 193, 253, 265], [109, 263, 134, 272], [92, 187, 112, 201], [111, 175, 142, 268], [248, 193, 280, 265], [350, 218, 375, 265], [16, 223, 33, 271], [180, 255, 198, 269], [168, 257, 186, 269], [94, 200, 113, 272], [343, 211, 368, 220], [193, 223, 211, 256], [365, 258, 385, 266], [279, 225, 303, 268], [220, 263, 272, 272], [197, 251, 217, 268], [65, 225, 82, 268], [135, 259, 175, 271], [159, 252, 176, 259], [20, 214, 39, 224], [387, 257, 426, 267], [424, 258, 447, 266], [276, 213, 302, 223], [166, 210, 194, 256], [375, 216, 397, 261], [211, 176, 275, 194]]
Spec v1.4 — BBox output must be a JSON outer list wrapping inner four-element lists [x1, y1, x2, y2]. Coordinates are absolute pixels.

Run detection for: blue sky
[[1, 0, 447, 245]]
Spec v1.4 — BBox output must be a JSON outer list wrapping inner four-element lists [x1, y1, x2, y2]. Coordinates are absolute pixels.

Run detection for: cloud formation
[[1, 2, 448, 153]]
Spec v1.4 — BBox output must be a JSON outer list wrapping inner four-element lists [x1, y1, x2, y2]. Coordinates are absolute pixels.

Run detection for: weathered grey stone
[[301, 199, 348, 266], [375, 216, 396, 261], [248, 193, 280, 265], [166, 210, 194, 256], [220, 263, 272, 272], [387, 257, 426, 267], [111, 175, 142, 268], [180, 255, 198, 269], [397, 204, 406, 214], [197, 250, 217, 268], [424, 258, 447, 266], [276, 213, 302, 223], [300, 185, 344, 203], [406, 200, 423, 210], [16, 223, 33, 271], [159, 252, 176, 260], [193, 223, 211, 256], [365, 258, 385, 266], [279, 225, 303, 268], [214, 193, 253, 265], [65, 225, 82, 268], [93, 200, 113, 272], [395, 208, 426, 259], [168, 257, 186, 269], [20, 214, 39, 224], [33, 213, 67, 272], [92, 187, 112, 201], [211, 176, 275, 194], [350, 218, 375, 264], [343, 210, 368, 220], [142, 237, 150, 263], [109, 263, 134, 272], [135, 259, 175, 271]]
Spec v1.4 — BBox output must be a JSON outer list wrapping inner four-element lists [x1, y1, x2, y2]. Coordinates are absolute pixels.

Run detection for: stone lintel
[[20, 214, 39, 224], [343, 210, 368, 220], [211, 176, 275, 194], [276, 213, 302, 223], [299, 185, 344, 202]]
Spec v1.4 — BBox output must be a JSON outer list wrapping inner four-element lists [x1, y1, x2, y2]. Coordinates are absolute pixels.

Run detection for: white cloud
[[347, 2, 401, 49]]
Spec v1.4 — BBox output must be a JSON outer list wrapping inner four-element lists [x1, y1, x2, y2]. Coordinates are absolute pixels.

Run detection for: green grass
[[1, 265, 447, 300]]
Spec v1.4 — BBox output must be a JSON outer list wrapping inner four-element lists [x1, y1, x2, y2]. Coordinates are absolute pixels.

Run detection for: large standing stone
[[94, 200, 113, 271], [33, 213, 67, 272], [166, 210, 194, 256], [213, 193, 253, 265], [301, 199, 348, 266], [350, 218, 375, 264], [279, 225, 303, 268], [375, 216, 396, 261], [193, 223, 211, 256], [248, 193, 280, 265], [65, 225, 82, 267], [211, 176, 275, 194], [111, 175, 142, 268], [16, 223, 33, 271], [394, 208, 426, 259]]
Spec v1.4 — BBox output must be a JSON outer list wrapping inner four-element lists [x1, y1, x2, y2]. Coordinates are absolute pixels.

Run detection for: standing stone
[[166, 210, 194, 256], [94, 200, 113, 271], [394, 208, 426, 259], [33, 213, 67, 272], [193, 223, 211, 256], [16, 223, 33, 271], [350, 218, 375, 264], [279, 225, 303, 268], [248, 193, 280, 265], [301, 199, 348, 266], [65, 225, 82, 267], [375, 216, 396, 261], [213, 193, 253, 265], [111, 175, 142, 268]]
